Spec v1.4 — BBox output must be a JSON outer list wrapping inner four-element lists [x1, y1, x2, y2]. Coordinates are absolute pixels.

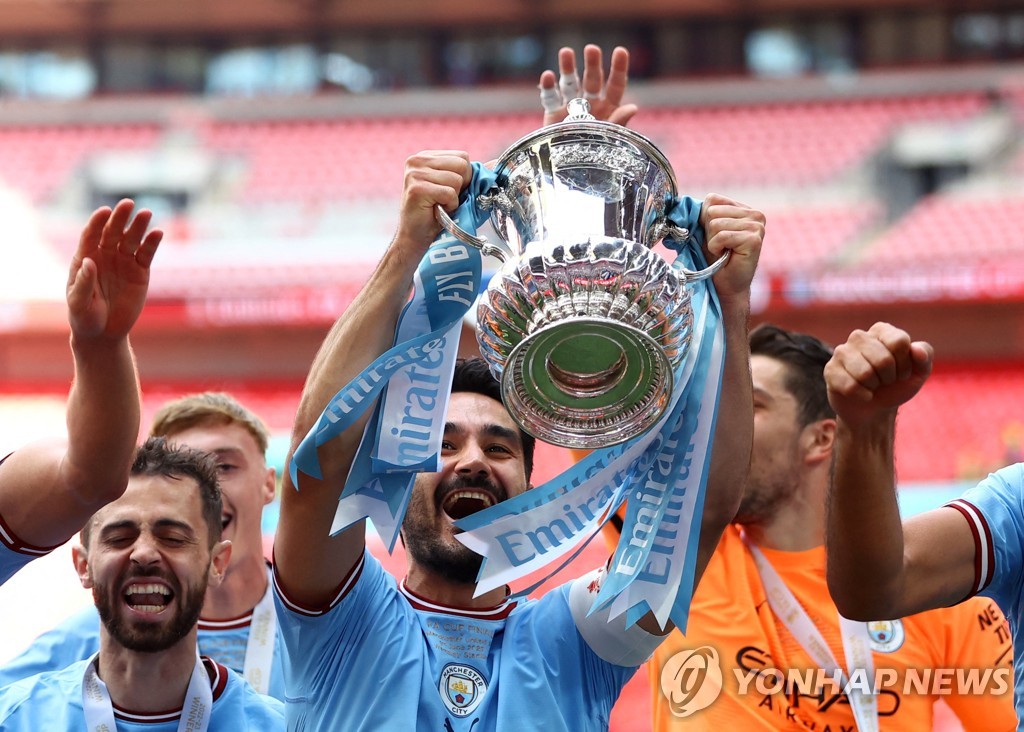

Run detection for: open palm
[[66, 199, 163, 341]]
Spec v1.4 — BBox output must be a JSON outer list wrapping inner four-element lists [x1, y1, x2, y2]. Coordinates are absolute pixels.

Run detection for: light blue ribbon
[[457, 196, 726, 630], [292, 182, 726, 632], [291, 164, 496, 547]]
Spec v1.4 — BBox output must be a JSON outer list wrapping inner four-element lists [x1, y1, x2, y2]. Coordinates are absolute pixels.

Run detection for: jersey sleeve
[[928, 596, 1016, 731], [272, 550, 402, 708], [0, 605, 101, 688], [568, 567, 665, 667], [528, 578, 640, 726], [0, 514, 59, 588], [947, 464, 1024, 605]]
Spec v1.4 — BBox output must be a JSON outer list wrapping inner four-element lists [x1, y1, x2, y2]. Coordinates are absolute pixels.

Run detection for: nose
[[453, 441, 490, 479], [128, 531, 161, 568]]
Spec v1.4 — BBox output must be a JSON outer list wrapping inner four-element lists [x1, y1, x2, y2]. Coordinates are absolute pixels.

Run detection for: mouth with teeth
[[440, 489, 498, 521], [123, 581, 174, 615]]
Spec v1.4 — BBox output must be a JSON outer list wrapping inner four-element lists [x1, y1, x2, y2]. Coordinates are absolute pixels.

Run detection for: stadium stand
[[1, 25, 1023, 725]]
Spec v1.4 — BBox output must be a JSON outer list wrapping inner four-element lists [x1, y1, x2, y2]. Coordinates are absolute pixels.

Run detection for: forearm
[[277, 236, 423, 605], [695, 294, 751, 582], [290, 236, 422, 485], [64, 334, 140, 506], [826, 414, 904, 618]]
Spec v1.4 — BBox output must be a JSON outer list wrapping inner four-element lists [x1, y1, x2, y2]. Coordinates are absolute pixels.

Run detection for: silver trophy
[[437, 99, 726, 449]]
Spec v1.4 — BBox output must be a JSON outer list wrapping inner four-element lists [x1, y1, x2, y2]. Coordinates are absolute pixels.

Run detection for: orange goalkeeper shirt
[[647, 525, 1016, 731]]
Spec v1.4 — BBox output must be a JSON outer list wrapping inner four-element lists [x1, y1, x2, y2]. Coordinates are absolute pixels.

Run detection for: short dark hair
[[452, 358, 536, 481], [749, 323, 835, 426], [81, 437, 222, 547]]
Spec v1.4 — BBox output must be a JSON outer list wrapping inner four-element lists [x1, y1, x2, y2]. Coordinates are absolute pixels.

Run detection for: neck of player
[[743, 477, 827, 552], [97, 628, 204, 713], [405, 563, 509, 610], [202, 545, 268, 620]]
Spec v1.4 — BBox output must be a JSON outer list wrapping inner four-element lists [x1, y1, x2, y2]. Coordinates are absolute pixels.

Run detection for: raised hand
[[825, 322, 934, 429], [394, 150, 472, 252], [66, 199, 163, 342], [699, 193, 765, 304], [539, 45, 637, 127]]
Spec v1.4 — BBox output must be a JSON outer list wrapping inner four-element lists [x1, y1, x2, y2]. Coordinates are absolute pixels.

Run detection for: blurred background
[[0, 0, 1023, 729]]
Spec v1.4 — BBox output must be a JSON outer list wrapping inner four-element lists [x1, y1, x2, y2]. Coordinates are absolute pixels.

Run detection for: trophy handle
[[434, 205, 513, 263], [659, 223, 731, 282]]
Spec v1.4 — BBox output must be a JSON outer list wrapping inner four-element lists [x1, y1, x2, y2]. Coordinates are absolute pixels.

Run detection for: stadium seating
[[853, 192, 1024, 267], [0, 124, 161, 203]]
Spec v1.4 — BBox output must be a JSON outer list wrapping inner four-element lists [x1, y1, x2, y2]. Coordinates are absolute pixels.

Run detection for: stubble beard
[[93, 567, 208, 653], [402, 474, 507, 585]]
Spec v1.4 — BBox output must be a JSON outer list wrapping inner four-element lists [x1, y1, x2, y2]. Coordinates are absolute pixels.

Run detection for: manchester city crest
[[439, 663, 487, 717], [867, 619, 905, 653]]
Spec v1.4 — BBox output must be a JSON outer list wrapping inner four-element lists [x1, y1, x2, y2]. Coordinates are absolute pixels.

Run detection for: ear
[[261, 467, 277, 506], [208, 540, 233, 588], [802, 418, 836, 465], [72, 544, 92, 590]]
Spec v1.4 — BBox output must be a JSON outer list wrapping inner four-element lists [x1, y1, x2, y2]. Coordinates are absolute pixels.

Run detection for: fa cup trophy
[[437, 99, 726, 449]]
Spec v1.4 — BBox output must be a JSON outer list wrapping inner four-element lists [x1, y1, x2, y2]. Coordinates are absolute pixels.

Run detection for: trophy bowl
[[437, 100, 725, 448]]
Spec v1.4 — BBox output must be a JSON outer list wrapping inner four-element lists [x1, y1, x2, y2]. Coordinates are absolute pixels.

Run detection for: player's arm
[[275, 151, 472, 609], [688, 195, 763, 590], [0, 201, 161, 548], [538, 44, 637, 127], [824, 322, 978, 619], [636, 193, 765, 636]]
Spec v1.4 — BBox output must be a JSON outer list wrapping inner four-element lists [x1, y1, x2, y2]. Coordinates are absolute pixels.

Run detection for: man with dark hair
[[0, 393, 288, 700], [0, 200, 161, 586], [272, 139, 764, 730], [448, 356, 537, 479], [0, 438, 284, 730], [648, 324, 1014, 731]]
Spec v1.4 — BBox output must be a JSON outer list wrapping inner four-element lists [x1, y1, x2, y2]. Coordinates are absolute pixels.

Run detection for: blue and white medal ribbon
[[82, 652, 212, 732]]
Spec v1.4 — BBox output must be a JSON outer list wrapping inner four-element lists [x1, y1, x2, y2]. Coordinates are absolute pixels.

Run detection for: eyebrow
[[208, 447, 244, 459], [752, 386, 774, 401], [98, 518, 196, 538], [443, 421, 522, 446]]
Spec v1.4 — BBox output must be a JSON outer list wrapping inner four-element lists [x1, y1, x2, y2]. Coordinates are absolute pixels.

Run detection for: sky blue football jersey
[[948, 462, 1024, 728], [273, 550, 661, 731], [0, 512, 56, 587], [0, 569, 287, 701], [0, 657, 284, 730]]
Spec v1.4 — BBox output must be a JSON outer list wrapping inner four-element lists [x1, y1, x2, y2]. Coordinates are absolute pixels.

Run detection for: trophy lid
[[490, 98, 679, 197]]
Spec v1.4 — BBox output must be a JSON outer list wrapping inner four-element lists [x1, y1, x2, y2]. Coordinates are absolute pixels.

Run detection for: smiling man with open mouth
[[0, 438, 284, 731], [0, 394, 287, 702]]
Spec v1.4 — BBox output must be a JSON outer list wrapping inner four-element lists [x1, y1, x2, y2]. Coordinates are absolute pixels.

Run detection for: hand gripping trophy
[[437, 98, 727, 449]]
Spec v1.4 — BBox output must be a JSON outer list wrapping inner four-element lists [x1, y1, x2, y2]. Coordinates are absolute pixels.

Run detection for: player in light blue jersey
[[273, 86, 766, 729], [0, 438, 283, 730], [823, 321, 1024, 725], [0, 591, 286, 699], [0, 200, 162, 586], [0, 393, 287, 700], [0, 656, 281, 731]]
